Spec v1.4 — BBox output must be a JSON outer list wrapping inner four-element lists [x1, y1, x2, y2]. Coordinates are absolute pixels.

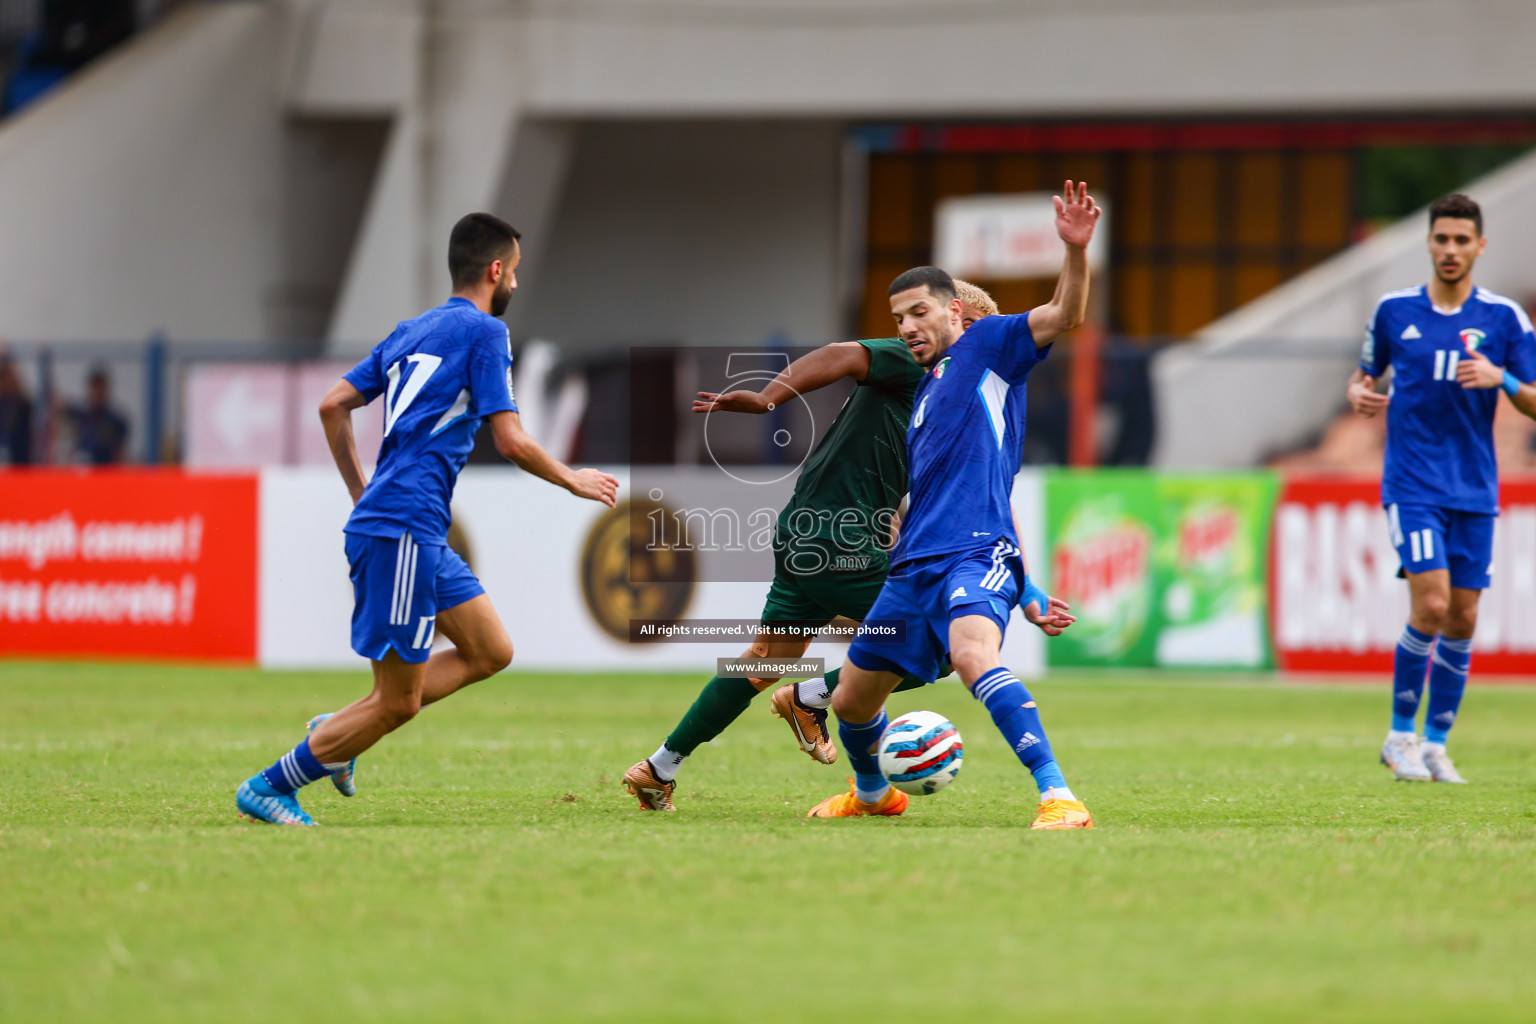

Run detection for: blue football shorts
[[344, 531, 485, 663], [1385, 503, 1495, 591], [846, 539, 1023, 682]]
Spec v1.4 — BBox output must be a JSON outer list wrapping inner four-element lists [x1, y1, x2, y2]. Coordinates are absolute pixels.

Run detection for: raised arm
[[1456, 346, 1536, 419], [692, 341, 873, 415], [319, 379, 371, 504], [487, 410, 618, 506], [1026, 181, 1101, 348]]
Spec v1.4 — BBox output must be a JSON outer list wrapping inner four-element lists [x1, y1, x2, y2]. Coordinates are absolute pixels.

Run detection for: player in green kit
[[621, 285, 1004, 811]]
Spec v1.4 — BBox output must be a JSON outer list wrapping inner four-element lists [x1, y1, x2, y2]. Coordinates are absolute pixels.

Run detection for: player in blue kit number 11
[[235, 213, 618, 825], [1348, 193, 1536, 784]]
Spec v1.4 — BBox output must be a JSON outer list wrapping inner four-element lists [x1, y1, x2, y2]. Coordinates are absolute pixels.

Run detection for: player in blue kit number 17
[[1348, 193, 1536, 784], [235, 213, 619, 826]]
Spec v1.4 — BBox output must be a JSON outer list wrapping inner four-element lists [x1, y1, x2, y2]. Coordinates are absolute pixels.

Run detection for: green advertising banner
[[1043, 470, 1279, 669]]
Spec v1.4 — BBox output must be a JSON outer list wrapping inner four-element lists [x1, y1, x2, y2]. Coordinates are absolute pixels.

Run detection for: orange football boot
[[1030, 797, 1094, 830], [806, 778, 908, 818]]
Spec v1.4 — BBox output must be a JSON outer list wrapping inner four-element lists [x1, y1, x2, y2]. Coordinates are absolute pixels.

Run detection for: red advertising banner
[[1271, 476, 1536, 675], [0, 470, 258, 661]]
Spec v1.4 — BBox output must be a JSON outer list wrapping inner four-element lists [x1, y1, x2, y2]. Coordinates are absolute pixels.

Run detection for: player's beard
[[489, 276, 514, 317], [1436, 263, 1469, 286]]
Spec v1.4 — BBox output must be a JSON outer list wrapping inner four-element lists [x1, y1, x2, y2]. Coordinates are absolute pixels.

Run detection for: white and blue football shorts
[[846, 539, 1023, 682], [1385, 503, 1496, 591], [344, 531, 485, 663]]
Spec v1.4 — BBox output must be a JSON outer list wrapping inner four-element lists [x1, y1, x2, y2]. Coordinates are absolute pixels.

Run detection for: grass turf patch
[[3, 661, 1536, 1023]]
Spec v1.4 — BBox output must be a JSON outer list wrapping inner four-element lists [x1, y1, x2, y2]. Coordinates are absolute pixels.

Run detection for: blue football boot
[[236, 775, 317, 826], [307, 713, 357, 797]]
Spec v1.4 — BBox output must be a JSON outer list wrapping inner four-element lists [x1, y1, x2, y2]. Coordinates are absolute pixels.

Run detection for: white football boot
[[1380, 732, 1432, 781], [1420, 743, 1468, 784]]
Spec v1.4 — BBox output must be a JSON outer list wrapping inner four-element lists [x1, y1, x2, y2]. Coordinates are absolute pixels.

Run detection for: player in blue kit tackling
[[1348, 194, 1536, 784], [235, 213, 618, 825], [809, 182, 1094, 829]]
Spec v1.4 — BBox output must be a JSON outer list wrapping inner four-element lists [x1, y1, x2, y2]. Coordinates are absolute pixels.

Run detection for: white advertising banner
[[257, 466, 1046, 678], [935, 193, 1109, 280], [185, 362, 381, 471]]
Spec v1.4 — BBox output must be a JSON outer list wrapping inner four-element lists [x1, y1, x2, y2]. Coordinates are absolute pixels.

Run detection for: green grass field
[[4, 661, 1536, 1023]]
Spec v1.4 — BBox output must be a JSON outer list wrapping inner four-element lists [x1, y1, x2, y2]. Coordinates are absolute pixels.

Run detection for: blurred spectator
[[34, 0, 135, 71], [1494, 398, 1536, 474], [0, 353, 32, 465], [1100, 339, 1156, 466], [1271, 388, 1536, 477], [1268, 406, 1386, 475], [69, 364, 128, 464]]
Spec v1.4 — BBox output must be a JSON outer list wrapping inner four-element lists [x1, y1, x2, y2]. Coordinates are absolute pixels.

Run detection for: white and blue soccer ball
[[877, 710, 963, 795]]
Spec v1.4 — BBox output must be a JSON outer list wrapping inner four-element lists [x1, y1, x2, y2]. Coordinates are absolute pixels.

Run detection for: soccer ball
[[877, 710, 963, 795]]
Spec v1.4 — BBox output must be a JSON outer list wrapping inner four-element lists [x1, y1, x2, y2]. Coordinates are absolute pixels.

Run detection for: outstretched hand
[[571, 468, 619, 507], [1055, 180, 1101, 250], [1023, 594, 1077, 637], [1348, 374, 1389, 417], [1456, 346, 1505, 389], [692, 390, 769, 415]]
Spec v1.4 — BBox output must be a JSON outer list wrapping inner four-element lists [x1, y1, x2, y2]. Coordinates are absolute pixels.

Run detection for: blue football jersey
[[343, 297, 518, 544], [893, 313, 1049, 568], [1361, 285, 1536, 515]]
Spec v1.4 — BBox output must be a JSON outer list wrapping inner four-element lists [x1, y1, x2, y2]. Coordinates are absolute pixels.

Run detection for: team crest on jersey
[[1460, 327, 1486, 352], [932, 356, 950, 379]]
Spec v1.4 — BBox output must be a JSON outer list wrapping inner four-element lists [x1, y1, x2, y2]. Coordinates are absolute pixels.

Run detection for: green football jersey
[[775, 338, 924, 565]]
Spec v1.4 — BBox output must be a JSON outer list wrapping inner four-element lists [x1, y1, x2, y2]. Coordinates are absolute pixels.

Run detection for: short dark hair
[[1429, 194, 1482, 236], [448, 213, 520, 289], [888, 266, 957, 303]]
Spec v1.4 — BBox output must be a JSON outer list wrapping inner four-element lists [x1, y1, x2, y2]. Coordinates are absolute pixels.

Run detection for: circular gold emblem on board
[[581, 498, 696, 643]]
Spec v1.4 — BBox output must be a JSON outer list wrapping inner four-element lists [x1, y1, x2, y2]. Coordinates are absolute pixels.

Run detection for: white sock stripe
[[1439, 636, 1474, 653], [287, 750, 320, 787], [278, 753, 300, 789], [1431, 648, 1470, 675], [973, 669, 1015, 701], [979, 679, 1014, 703], [976, 668, 1012, 686], [1398, 629, 1434, 655], [283, 752, 311, 787]]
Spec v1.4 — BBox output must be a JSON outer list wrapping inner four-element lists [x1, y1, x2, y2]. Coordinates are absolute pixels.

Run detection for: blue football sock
[[837, 710, 890, 803], [1424, 636, 1472, 744], [973, 667, 1067, 795], [258, 737, 331, 796], [1390, 624, 1434, 734]]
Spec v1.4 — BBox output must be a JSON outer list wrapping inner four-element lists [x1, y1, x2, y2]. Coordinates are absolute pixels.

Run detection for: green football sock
[[663, 676, 760, 755]]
